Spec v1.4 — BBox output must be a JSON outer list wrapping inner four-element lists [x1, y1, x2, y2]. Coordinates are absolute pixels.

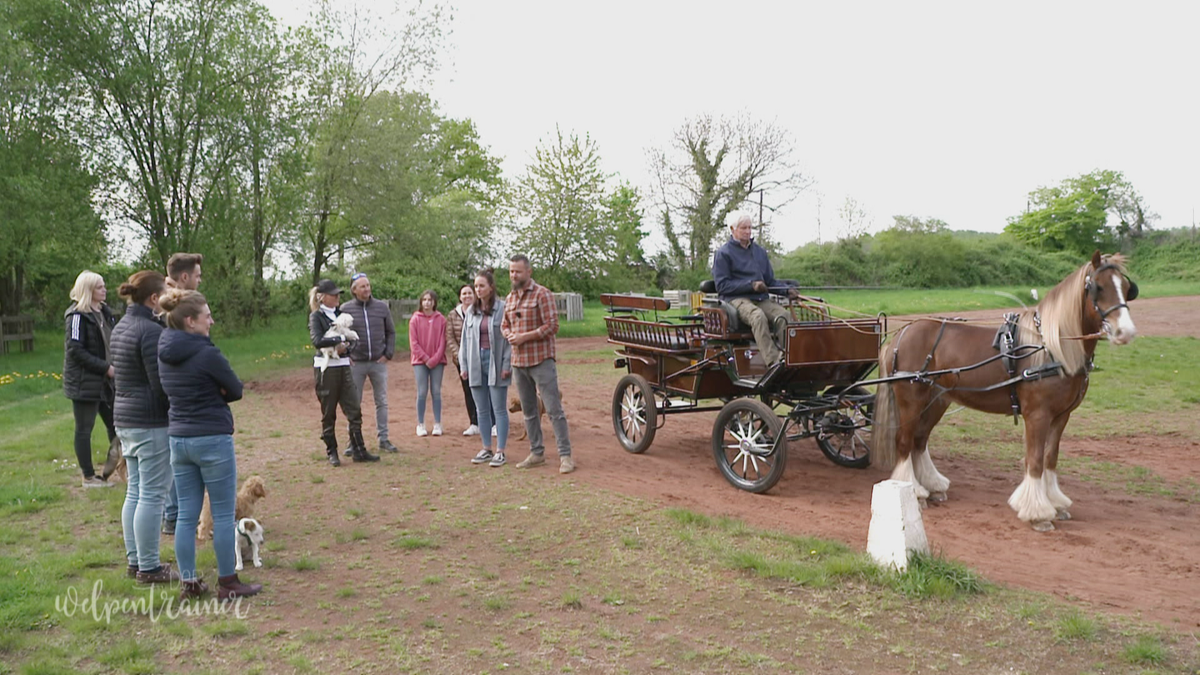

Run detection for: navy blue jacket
[[157, 329, 243, 437], [111, 304, 169, 428], [712, 237, 781, 302]]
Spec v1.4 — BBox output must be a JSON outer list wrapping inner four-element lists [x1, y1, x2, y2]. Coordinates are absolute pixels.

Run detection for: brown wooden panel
[[784, 321, 881, 366], [601, 294, 670, 312]]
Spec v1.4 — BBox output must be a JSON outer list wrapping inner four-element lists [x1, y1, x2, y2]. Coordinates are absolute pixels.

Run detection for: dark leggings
[[73, 399, 116, 478], [457, 365, 484, 427]]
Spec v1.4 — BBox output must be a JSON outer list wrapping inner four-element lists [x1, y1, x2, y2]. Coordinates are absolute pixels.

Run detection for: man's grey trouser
[[513, 358, 571, 457], [351, 360, 389, 442], [729, 297, 790, 364]]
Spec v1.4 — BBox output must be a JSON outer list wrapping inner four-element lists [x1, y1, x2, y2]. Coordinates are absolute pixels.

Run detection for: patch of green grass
[[392, 535, 436, 550], [336, 587, 357, 598], [560, 590, 583, 610], [292, 554, 321, 572], [664, 508, 713, 528], [202, 620, 251, 638], [890, 552, 987, 598], [1123, 635, 1167, 666], [350, 528, 369, 541], [482, 595, 511, 611], [1054, 610, 1099, 642]]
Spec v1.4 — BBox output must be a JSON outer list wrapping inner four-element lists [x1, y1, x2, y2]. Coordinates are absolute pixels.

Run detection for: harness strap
[[993, 312, 1022, 424], [920, 320, 949, 374]]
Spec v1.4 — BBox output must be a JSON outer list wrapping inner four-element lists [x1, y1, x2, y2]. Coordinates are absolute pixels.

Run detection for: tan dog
[[196, 475, 267, 542], [508, 395, 546, 442]]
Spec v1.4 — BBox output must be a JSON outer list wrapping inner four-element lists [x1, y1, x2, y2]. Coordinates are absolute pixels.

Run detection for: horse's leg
[[887, 384, 931, 503], [1007, 411, 1057, 531], [912, 399, 951, 502], [1043, 411, 1073, 520]]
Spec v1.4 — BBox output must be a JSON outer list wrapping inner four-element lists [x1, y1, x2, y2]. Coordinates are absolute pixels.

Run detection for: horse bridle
[[1085, 263, 1138, 322]]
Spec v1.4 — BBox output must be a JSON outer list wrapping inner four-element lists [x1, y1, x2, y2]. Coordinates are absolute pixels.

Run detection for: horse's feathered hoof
[[1055, 509, 1072, 521], [929, 491, 948, 503], [1031, 520, 1055, 532]]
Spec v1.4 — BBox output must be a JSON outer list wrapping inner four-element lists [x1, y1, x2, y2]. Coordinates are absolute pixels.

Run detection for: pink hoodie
[[409, 311, 447, 366]]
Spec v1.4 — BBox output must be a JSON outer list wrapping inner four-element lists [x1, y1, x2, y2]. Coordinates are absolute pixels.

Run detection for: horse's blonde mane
[[1017, 254, 1126, 376]]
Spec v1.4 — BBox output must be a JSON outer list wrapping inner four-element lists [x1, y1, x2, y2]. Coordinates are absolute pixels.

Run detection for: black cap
[[316, 279, 342, 295]]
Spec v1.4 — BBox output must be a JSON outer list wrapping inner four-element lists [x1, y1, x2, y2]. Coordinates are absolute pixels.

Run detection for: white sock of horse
[[1044, 470, 1072, 511], [1007, 472, 1057, 523], [912, 448, 950, 497], [889, 456, 930, 501]]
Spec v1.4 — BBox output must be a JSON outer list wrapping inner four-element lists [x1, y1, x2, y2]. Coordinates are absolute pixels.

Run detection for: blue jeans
[[164, 479, 178, 524], [413, 363, 444, 425], [118, 427, 171, 571], [171, 434, 238, 580], [470, 347, 509, 451]]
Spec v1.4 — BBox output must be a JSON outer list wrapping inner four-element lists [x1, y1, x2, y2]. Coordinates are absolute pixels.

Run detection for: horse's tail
[[870, 343, 898, 469]]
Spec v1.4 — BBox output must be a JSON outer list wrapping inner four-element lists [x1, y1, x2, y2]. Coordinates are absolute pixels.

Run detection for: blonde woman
[[63, 270, 118, 487], [309, 280, 376, 465]]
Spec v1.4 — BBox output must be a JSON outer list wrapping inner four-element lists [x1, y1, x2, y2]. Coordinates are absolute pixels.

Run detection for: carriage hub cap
[[740, 440, 753, 452]]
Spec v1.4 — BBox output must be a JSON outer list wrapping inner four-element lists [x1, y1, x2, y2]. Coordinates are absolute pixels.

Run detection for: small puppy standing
[[235, 518, 264, 571], [197, 475, 267, 542], [317, 313, 357, 372], [508, 395, 546, 442]]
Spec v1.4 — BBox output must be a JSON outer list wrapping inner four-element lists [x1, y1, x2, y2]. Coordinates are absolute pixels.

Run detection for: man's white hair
[[729, 212, 754, 229]]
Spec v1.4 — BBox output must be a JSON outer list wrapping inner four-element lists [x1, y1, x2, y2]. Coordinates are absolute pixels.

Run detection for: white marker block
[[867, 480, 930, 572]]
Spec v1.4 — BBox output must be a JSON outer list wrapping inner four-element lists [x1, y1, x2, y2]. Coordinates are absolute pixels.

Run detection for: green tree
[[1005, 170, 1153, 255], [649, 113, 808, 274]]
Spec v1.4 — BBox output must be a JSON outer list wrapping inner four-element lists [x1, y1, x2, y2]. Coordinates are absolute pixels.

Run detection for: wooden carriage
[[602, 288, 884, 493]]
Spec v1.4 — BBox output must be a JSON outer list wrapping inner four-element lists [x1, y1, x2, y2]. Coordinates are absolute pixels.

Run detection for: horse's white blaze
[[889, 456, 930, 500], [1008, 472, 1057, 523], [1044, 469, 1072, 510], [912, 447, 950, 495], [1110, 276, 1137, 344]]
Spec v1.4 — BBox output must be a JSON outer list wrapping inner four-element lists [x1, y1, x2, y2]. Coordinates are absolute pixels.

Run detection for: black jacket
[[309, 308, 356, 353], [338, 297, 395, 362], [157, 329, 243, 437], [111, 304, 169, 428], [62, 302, 116, 402]]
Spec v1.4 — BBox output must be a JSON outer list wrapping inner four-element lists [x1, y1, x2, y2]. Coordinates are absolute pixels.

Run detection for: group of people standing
[[309, 254, 576, 474], [63, 254, 262, 601]]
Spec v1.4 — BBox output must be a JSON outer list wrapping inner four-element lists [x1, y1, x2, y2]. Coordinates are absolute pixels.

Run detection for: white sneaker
[[491, 426, 497, 437], [463, 424, 480, 436], [432, 423, 443, 436], [416, 424, 428, 437]]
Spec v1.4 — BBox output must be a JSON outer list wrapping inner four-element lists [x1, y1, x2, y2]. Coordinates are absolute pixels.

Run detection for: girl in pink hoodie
[[409, 289, 447, 436]]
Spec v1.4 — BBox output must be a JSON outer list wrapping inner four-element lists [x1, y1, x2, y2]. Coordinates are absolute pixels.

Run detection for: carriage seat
[[698, 279, 755, 340]]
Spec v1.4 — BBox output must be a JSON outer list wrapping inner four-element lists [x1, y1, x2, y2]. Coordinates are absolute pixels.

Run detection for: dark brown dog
[[508, 395, 546, 442]]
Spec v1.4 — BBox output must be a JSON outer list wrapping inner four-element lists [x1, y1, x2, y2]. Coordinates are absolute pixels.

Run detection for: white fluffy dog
[[235, 518, 264, 571], [318, 313, 358, 372]]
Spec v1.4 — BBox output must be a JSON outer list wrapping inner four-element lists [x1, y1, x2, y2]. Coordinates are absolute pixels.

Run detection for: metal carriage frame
[[602, 291, 886, 493]]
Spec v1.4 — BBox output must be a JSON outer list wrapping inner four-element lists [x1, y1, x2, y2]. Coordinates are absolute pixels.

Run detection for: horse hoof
[[1031, 520, 1055, 532], [1056, 509, 1072, 521], [929, 491, 948, 503]]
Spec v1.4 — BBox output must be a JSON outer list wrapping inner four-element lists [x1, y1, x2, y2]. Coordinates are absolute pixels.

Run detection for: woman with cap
[[308, 279, 378, 465]]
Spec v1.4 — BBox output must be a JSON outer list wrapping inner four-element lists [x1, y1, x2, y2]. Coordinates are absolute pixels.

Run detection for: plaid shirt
[[502, 280, 558, 368]]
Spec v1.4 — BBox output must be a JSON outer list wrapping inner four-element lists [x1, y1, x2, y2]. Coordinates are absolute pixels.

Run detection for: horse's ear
[[1091, 250, 1103, 269]]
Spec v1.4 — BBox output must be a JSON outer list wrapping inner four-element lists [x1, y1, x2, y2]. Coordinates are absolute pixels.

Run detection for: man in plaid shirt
[[501, 254, 574, 473]]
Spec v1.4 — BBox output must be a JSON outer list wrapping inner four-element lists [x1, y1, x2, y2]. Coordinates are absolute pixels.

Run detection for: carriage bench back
[[601, 294, 702, 354]]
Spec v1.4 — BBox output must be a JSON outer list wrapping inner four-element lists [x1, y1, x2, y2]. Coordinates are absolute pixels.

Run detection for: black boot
[[350, 429, 379, 463], [323, 434, 341, 467]]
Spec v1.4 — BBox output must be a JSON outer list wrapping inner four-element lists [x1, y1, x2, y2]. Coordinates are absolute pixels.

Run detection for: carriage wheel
[[612, 374, 657, 454], [815, 385, 873, 469], [711, 398, 787, 493]]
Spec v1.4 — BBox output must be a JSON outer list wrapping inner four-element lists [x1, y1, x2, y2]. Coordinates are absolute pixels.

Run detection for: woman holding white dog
[[157, 288, 262, 600], [308, 279, 377, 466], [111, 270, 177, 584], [460, 270, 512, 467]]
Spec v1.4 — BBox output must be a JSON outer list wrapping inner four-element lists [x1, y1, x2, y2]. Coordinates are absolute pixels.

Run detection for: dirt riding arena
[[245, 296, 1200, 628]]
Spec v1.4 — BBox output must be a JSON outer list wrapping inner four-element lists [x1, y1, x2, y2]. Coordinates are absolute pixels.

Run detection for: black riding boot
[[350, 429, 379, 463], [323, 433, 341, 467]]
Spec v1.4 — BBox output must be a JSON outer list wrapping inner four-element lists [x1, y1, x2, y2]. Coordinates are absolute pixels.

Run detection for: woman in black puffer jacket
[[308, 279, 375, 466], [63, 270, 118, 488]]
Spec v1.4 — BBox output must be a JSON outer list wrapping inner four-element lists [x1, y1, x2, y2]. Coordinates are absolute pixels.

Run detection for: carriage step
[[734, 361, 785, 390]]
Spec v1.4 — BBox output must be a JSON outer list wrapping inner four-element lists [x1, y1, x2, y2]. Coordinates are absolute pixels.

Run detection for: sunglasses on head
[[351, 273, 367, 282]]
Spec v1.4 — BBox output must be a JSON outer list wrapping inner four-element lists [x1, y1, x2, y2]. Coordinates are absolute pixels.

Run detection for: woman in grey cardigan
[[460, 270, 512, 467]]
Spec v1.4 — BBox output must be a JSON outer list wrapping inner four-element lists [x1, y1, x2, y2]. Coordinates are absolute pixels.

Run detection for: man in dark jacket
[[340, 273, 397, 453], [160, 251, 202, 535], [712, 214, 796, 365]]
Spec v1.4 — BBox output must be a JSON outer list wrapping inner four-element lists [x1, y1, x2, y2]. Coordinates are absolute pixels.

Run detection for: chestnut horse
[[870, 252, 1138, 531]]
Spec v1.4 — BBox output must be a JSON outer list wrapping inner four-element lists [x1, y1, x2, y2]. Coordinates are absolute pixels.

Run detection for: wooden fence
[[0, 315, 34, 355]]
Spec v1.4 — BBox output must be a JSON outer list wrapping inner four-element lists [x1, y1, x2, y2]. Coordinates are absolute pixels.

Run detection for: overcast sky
[[266, 0, 1199, 253]]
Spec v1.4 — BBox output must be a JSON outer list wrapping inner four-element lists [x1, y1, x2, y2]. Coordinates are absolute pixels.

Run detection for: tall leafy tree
[[1005, 170, 1150, 255], [649, 113, 809, 274]]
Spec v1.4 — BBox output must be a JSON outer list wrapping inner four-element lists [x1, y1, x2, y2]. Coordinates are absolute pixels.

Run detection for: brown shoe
[[136, 563, 181, 585], [179, 579, 209, 601], [218, 574, 263, 600], [126, 564, 138, 579], [515, 453, 545, 469], [559, 455, 576, 474]]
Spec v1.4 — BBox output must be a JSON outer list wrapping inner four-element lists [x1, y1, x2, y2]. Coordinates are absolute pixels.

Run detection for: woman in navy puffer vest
[[157, 288, 261, 602]]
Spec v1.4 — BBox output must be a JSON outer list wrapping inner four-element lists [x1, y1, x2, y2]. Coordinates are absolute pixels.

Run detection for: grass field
[[1, 286, 1197, 673]]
